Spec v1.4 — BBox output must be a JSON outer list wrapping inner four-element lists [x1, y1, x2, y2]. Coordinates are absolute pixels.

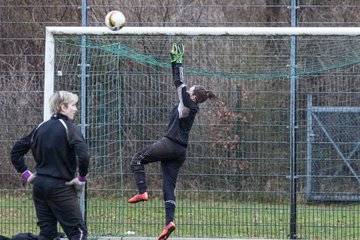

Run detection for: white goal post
[[44, 26, 360, 120]]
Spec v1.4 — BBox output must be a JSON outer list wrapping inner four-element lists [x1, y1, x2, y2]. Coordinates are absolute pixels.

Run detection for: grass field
[[1, 192, 360, 239]]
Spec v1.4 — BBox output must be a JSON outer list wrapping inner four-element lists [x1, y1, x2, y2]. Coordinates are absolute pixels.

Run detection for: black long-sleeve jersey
[[10, 113, 90, 181], [164, 63, 199, 147]]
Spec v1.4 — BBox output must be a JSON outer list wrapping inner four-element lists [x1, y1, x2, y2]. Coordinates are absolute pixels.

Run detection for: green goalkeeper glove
[[170, 43, 184, 64]]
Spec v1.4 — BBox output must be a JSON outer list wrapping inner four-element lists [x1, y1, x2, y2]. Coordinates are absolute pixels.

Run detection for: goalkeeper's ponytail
[[193, 85, 221, 104]]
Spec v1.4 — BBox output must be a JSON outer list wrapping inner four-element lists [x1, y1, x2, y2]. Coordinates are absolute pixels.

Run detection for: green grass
[[1, 192, 360, 239]]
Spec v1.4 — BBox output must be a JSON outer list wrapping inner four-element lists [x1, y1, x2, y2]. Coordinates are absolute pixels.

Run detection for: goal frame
[[44, 26, 360, 120], [44, 26, 360, 238]]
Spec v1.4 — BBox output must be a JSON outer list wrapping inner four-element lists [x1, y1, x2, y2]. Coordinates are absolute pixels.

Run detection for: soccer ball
[[105, 10, 126, 31]]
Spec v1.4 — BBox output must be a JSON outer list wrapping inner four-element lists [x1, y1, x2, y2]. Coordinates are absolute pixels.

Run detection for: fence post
[[80, 0, 89, 223], [289, 0, 299, 239]]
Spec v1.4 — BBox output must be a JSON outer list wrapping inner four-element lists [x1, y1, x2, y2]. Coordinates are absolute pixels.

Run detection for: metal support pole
[[289, 0, 298, 239], [80, 0, 88, 222]]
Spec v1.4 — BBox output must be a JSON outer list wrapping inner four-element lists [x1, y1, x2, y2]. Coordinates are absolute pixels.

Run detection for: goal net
[[44, 26, 360, 238]]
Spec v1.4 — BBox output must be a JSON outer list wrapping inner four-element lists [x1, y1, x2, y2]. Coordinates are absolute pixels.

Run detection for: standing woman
[[128, 43, 221, 240], [10, 91, 90, 240]]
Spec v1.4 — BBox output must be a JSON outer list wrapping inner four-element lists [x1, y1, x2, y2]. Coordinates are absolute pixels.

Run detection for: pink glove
[[22, 170, 36, 184]]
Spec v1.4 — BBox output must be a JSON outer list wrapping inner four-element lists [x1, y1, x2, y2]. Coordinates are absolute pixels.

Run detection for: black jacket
[[164, 62, 199, 146], [10, 113, 90, 181]]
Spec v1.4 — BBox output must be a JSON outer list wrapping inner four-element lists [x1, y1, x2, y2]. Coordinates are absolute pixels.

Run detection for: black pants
[[130, 137, 186, 224], [33, 175, 87, 240]]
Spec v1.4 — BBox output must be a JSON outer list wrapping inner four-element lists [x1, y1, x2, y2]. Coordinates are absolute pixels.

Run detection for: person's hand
[[65, 176, 87, 193], [170, 43, 184, 64], [22, 170, 36, 184]]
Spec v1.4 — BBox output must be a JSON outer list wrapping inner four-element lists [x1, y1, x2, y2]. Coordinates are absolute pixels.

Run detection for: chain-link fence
[[1, 1, 360, 239]]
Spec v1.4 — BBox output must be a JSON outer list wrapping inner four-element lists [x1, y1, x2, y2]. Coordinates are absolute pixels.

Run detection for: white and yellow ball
[[105, 11, 126, 31]]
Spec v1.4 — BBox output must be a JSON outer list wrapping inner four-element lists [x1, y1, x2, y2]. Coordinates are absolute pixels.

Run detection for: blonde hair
[[49, 91, 78, 115]]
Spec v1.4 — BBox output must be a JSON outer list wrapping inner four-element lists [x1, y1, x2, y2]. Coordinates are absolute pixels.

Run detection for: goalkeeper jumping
[[129, 43, 221, 240]]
